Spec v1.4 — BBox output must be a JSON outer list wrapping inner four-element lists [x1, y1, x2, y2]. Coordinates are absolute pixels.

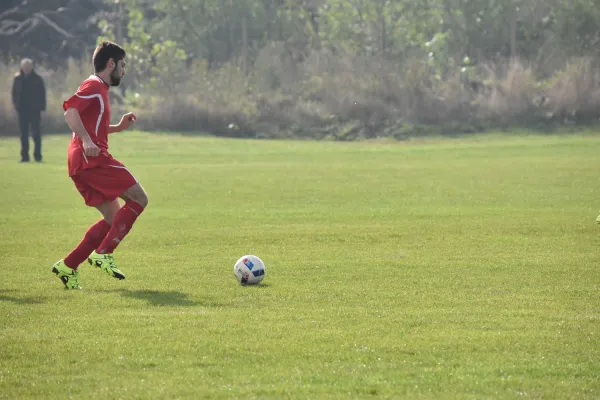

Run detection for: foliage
[[4, 0, 600, 137], [99, 0, 600, 78]]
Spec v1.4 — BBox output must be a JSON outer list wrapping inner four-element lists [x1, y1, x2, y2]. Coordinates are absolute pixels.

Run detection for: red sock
[[64, 219, 111, 269], [96, 201, 145, 254]]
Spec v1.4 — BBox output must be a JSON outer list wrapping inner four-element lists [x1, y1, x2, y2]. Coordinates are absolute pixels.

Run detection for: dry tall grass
[[2, 50, 599, 139]]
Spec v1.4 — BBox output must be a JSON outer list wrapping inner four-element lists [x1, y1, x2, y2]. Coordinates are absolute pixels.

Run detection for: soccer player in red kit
[[52, 41, 149, 289]]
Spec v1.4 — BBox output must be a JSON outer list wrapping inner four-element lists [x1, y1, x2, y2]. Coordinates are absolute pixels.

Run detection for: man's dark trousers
[[19, 110, 41, 162]]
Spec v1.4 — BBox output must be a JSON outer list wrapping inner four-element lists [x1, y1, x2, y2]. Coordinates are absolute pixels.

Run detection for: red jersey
[[63, 75, 112, 176]]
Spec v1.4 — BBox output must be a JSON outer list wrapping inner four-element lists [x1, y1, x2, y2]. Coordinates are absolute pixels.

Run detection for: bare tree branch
[[33, 12, 73, 38]]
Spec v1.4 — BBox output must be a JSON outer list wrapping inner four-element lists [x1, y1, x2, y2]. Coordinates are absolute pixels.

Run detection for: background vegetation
[[3, 0, 600, 139]]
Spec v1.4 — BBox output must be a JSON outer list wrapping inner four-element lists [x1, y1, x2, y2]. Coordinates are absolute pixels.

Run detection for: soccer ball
[[234, 255, 266, 285]]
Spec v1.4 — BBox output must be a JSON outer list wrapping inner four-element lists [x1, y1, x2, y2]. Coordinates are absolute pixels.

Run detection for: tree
[[0, 0, 106, 64]]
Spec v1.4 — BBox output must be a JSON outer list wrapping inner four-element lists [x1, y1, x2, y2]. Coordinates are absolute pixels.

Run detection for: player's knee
[[104, 207, 120, 224], [133, 191, 149, 209], [103, 214, 115, 225], [123, 184, 148, 209], [96, 200, 120, 225]]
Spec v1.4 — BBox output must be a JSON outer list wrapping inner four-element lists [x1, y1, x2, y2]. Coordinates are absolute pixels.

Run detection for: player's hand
[[118, 112, 137, 131], [83, 139, 100, 157]]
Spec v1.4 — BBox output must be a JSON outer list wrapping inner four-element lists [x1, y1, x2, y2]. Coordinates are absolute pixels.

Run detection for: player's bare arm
[[64, 107, 100, 157], [108, 112, 137, 134]]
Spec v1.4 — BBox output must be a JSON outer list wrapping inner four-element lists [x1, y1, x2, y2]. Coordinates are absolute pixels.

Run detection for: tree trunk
[[242, 15, 248, 76], [509, 4, 517, 60]]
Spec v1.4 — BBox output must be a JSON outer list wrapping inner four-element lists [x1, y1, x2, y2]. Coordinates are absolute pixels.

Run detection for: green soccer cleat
[[52, 260, 81, 290], [87, 251, 126, 280]]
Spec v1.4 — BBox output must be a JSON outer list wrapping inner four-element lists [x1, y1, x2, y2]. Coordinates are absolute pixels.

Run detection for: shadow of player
[[119, 290, 199, 306], [0, 290, 45, 305]]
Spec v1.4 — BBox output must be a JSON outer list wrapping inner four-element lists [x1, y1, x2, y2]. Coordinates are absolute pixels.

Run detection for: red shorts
[[71, 158, 138, 207]]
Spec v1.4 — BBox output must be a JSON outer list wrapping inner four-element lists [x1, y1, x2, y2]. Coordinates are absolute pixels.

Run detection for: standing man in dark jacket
[[12, 58, 46, 162]]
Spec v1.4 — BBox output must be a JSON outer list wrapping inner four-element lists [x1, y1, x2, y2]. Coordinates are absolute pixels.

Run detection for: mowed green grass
[[1, 132, 599, 399]]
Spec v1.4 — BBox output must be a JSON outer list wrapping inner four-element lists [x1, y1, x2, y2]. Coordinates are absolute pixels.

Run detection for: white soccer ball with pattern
[[234, 255, 266, 285]]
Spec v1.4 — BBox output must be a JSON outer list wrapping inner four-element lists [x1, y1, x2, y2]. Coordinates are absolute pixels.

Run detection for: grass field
[[1, 132, 599, 399]]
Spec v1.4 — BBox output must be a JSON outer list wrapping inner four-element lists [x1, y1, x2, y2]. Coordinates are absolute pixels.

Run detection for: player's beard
[[110, 66, 122, 87]]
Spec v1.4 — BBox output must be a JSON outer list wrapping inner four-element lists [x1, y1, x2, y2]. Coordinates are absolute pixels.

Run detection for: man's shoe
[[52, 260, 81, 289], [88, 251, 126, 280]]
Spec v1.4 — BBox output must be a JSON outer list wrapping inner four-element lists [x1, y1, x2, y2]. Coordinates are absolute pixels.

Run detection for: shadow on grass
[[0, 290, 45, 305], [98, 289, 225, 307], [243, 283, 271, 289], [122, 290, 199, 306]]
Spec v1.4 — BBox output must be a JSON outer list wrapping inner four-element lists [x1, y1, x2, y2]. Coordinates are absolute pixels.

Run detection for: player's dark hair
[[93, 41, 126, 73]]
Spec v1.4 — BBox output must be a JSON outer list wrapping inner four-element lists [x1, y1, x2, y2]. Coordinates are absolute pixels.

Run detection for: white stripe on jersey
[[75, 92, 104, 136]]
